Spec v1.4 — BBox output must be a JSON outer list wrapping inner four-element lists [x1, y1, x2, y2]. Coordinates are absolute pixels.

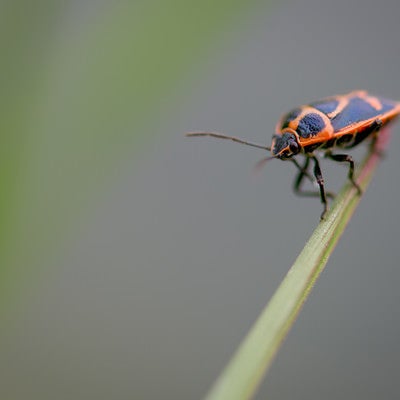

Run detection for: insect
[[187, 90, 400, 219]]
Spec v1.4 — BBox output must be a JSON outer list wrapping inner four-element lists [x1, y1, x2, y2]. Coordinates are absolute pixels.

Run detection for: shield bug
[[187, 90, 400, 219]]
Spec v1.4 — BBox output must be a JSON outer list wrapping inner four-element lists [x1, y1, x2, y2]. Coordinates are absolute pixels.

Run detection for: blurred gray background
[[1, 0, 400, 399]]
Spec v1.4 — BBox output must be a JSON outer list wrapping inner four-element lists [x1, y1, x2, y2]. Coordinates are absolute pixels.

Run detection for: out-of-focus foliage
[[0, 1, 257, 309]]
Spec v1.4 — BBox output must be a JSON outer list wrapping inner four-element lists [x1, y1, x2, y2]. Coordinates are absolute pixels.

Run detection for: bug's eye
[[289, 141, 299, 154]]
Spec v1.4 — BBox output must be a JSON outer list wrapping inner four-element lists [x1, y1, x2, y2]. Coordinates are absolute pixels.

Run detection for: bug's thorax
[[271, 128, 302, 160]]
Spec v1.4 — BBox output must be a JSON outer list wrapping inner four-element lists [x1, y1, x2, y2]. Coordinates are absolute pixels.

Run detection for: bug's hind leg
[[292, 157, 334, 201], [326, 152, 362, 194]]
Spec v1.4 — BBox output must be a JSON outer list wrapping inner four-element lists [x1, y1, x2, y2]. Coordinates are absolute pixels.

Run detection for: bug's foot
[[320, 205, 328, 221], [351, 180, 362, 195]]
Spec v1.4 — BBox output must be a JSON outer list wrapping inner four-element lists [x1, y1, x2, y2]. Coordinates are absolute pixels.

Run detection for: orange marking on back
[[327, 96, 349, 119], [358, 92, 382, 110]]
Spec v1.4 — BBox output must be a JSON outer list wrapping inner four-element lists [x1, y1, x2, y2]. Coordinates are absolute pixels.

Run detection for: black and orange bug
[[187, 90, 400, 219]]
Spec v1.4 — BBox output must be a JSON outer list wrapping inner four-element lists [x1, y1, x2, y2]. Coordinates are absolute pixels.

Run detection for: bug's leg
[[292, 157, 334, 199], [326, 152, 362, 194], [369, 118, 384, 156], [311, 156, 329, 220], [293, 157, 311, 187]]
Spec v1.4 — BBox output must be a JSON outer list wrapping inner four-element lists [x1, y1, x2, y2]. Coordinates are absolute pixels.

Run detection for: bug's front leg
[[292, 157, 312, 191], [292, 157, 334, 201]]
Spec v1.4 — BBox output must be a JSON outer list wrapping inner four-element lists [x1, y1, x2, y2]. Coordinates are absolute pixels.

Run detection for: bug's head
[[271, 129, 301, 160]]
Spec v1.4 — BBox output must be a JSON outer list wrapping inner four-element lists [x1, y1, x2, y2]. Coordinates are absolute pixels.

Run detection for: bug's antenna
[[253, 155, 276, 173], [186, 131, 271, 151]]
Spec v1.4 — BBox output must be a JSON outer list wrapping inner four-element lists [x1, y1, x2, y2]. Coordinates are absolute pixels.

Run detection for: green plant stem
[[205, 129, 391, 400]]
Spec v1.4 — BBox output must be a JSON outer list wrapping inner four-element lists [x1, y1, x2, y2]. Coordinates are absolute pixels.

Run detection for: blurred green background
[[1, 0, 400, 399]]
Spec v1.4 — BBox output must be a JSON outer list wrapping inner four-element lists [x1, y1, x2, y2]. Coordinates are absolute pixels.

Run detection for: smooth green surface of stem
[[206, 131, 390, 400]]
